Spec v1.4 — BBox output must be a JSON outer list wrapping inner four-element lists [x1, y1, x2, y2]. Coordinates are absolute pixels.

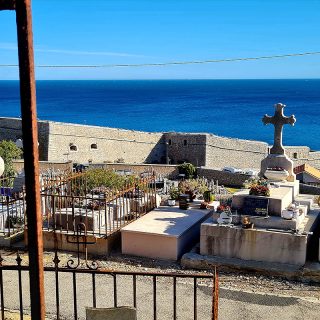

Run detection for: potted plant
[[168, 187, 179, 206], [248, 179, 270, 197], [203, 190, 215, 203]]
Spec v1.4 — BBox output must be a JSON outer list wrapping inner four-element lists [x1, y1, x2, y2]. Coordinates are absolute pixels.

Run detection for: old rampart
[[1, 117, 320, 171]]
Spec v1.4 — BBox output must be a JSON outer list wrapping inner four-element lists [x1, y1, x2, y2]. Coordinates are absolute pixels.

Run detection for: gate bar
[[15, 0, 46, 319]]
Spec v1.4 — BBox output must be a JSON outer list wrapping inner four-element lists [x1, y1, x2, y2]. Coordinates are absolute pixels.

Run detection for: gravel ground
[[1, 248, 320, 319], [1, 248, 319, 301]]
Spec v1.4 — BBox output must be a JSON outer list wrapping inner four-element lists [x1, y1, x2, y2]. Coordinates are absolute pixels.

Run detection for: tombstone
[[12, 171, 25, 193], [260, 103, 296, 182], [86, 307, 137, 320]]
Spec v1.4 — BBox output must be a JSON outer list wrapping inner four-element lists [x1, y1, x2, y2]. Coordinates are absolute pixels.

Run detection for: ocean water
[[0, 79, 319, 150]]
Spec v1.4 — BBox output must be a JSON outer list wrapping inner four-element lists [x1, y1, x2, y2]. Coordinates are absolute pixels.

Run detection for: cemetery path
[[1, 269, 320, 319]]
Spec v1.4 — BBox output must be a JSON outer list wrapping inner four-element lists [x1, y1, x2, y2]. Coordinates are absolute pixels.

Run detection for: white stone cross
[[262, 103, 296, 155]]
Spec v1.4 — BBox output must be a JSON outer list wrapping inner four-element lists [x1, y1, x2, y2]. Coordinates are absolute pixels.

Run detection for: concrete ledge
[[0, 231, 24, 247], [181, 252, 320, 282], [25, 230, 120, 256]]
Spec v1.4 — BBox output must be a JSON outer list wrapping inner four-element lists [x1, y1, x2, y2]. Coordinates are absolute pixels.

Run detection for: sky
[[0, 0, 320, 80]]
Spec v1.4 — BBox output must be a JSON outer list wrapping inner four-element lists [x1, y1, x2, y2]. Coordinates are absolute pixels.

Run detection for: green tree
[[178, 162, 196, 179], [0, 140, 23, 176]]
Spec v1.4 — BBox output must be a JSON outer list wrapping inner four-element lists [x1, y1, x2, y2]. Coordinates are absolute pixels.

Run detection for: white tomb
[[122, 201, 213, 260]]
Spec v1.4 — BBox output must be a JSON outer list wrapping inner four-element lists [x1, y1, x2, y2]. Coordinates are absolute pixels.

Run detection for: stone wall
[[206, 134, 268, 170], [1, 117, 320, 171], [198, 167, 250, 187], [0, 117, 49, 160], [91, 163, 250, 187], [13, 160, 72, 173], [92, 163, 179, 179], [164, 133, 206, 166], [46, 122, 165, 164]]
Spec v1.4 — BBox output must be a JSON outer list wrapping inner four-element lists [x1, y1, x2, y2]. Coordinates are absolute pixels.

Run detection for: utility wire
[[1, 51, 320, 68]]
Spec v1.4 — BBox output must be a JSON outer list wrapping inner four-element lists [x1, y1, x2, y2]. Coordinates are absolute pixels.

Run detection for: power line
[[1, 51, 320, 68]]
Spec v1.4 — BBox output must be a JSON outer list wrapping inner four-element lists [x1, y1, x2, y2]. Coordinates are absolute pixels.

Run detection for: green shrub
[[0, 140, 23, 176], [178, 162, 196, 178], [169, 186, 180, 200]]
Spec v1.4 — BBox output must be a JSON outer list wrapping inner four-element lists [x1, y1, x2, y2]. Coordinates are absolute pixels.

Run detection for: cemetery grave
[[200, 103, 320, 266]]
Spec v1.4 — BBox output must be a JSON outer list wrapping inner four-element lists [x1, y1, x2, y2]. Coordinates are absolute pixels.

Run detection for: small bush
[[178, 162, 196, 179]]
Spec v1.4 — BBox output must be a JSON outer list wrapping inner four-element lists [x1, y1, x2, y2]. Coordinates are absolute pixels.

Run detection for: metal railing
[[0, 172, 157, 237], [0, 252, 218, 320]]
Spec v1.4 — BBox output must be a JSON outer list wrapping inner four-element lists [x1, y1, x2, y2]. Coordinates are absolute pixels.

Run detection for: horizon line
[[1, 78, 320, 81]]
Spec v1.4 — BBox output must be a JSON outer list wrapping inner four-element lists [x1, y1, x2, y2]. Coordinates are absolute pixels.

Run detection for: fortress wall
[[285, 146, 310, 159], [0, 117, 49, 160], [205, 134, 268, 170], [47, 122, 165, 164], [164, 133, 207, 166], [1, 117, 320, 170]]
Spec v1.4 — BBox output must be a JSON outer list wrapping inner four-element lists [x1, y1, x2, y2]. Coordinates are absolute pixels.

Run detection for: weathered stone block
[[86, 307, 137, 320]]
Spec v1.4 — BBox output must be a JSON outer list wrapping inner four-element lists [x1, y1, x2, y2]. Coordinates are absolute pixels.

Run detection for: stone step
[[295, 194, 314, 211]]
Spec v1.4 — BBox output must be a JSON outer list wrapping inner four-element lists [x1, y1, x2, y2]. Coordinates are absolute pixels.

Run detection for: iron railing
[[0, 172, 157, 237], [0, 252, 218, 320]]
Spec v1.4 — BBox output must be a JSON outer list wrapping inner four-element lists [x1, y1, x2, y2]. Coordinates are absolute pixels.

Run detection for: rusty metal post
[[212, 267, 219, 320], [15, 0, 46, 319]]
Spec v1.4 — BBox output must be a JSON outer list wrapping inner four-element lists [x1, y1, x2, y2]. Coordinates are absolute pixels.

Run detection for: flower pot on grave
[[167, 199, 176, 207]]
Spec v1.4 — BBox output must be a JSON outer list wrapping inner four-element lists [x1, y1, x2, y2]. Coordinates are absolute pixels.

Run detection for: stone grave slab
[[232, 186, 292, 216], [121, 202, 213, 260]]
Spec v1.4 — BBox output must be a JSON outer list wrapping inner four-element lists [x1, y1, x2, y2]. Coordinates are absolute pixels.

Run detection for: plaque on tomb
[[242, 197, 269, 216]]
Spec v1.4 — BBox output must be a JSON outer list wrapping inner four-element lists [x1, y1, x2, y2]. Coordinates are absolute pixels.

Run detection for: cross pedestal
[[261, 154, 296, 182]]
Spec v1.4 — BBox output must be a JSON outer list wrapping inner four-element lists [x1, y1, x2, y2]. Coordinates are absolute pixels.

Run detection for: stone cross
[[262, 103, 296, 155]]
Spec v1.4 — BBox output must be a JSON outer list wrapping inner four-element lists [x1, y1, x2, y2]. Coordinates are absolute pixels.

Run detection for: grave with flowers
[[200, 104, 320, 266]]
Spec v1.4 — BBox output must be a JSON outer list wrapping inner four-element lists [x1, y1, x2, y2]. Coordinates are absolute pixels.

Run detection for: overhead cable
[[0, 51, 319, 68]]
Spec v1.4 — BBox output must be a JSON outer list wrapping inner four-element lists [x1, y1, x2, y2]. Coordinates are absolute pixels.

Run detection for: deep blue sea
[[0, 79, 319, 149]]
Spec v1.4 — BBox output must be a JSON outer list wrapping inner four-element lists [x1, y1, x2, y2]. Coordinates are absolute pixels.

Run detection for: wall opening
[[70, 144, 78, 152], [91, 143, 98, 150], [183, 140, 187, 146], [293, 152, 298, 159]]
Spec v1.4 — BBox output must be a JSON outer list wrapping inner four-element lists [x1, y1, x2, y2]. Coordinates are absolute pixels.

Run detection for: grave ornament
[[262, 103, 296, 155]]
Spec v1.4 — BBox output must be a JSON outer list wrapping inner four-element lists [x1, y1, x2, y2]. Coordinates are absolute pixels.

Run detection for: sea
[[0, 79, 319, 150]]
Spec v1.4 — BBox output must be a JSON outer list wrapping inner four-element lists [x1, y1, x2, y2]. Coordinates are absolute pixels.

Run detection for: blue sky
[[0, 0, 319, 79]]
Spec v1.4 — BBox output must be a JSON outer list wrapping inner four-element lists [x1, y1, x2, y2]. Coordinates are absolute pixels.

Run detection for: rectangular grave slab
[[122, 202, 212, 260]]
